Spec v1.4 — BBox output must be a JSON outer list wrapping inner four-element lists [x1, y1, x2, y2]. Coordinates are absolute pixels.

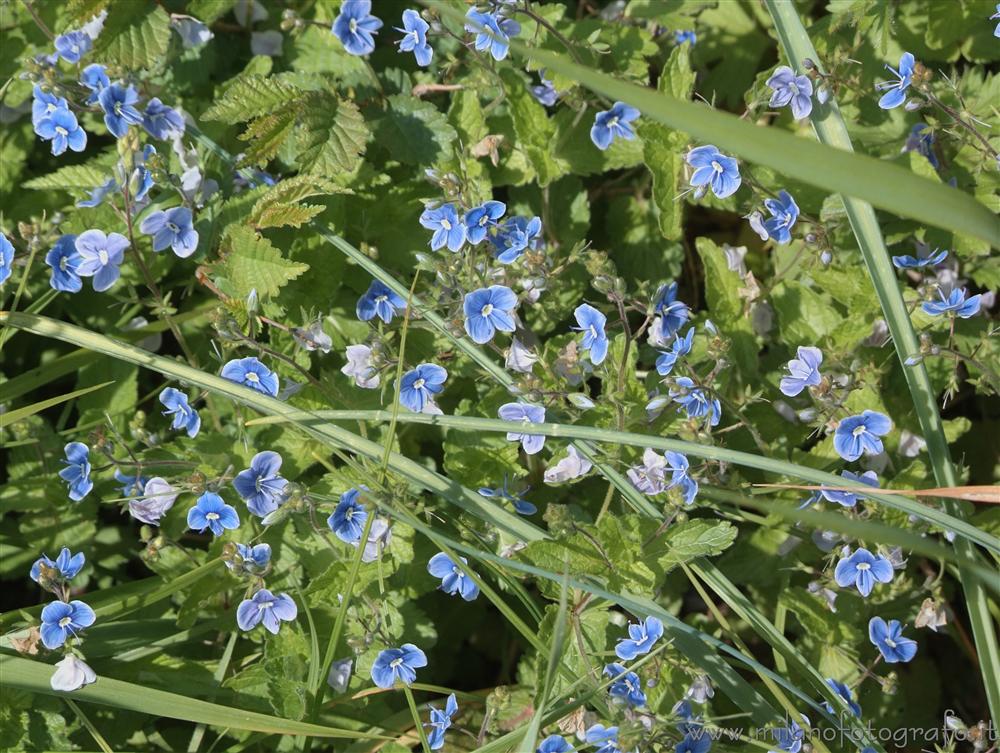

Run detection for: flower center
[[441, 218, 452, 230], [588, 325, 598, 338], [345, 508, 355, 520], [481, 303, 494, 317], [206, 512, 220, 521], [390, 657, 404, 669], [885, 637, 897, 648], [856, 562, 870, 571], [349, 18, 358, 33], [711, 160, 723, 173], [451, 566, 464, 578], [114, 102, 123, 115], [413, 378, 426, 390], [59, 616, 73, 627], [375, 294, 388, 304], [259, 601, 274, 611], [852, 425, 867, 437], [246, 372, 260, 383], [98, 249, 109, 265], [59, 256, 69, 271], [607, 116, 619, 128], [56, 126, 68, 136], [167, 222, 179, 233]]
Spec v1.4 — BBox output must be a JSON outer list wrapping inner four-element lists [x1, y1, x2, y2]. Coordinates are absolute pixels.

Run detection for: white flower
[[128, 477, 179, 525], [544, 446, 593, 484], [50, 655, 97, 691], [341, 345, 380, 389], [505, 338, 538, 374], [171, 15, 214, 48]]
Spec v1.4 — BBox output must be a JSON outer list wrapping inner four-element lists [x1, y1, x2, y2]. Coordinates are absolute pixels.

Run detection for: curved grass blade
[[0, 381, 114, 427]]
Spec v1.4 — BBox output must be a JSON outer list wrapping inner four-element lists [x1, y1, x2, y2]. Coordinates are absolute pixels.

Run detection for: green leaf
[[653, 520, 738, 569], [500, 69, 563, 186], [296, 93, 369, 177], [238, 109, 301, 168], [202, 74, 304, 124], [93, 4, 172, 70], [376, 94, 458, 166], [23, 163, 112, 191], [221, 226, 309, 299]]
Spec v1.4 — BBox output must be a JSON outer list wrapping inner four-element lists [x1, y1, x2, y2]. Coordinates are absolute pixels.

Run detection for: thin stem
[[403, 685, 433, 753]]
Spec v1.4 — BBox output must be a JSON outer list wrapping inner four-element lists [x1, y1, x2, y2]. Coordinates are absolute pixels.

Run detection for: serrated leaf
[[651, 520, 738, 569], [254, 203, 324, 229], [222, 226, 309, 299], [296, 93, 369, 177], [93, 5, 172, 70], [248, 175, 346, 228], [376, 94, 458, 166], [239, 108, 301, 167], [23, 163, 112, 191], [500, 69, 563, 186], [203, 74, 304, 124]]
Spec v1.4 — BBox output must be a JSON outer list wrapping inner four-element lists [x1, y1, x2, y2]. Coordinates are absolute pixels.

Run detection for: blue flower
[[465, 9, 520, 61], [159, 387, 201, 438], [98, 83, 144, 139], [420, 203, 467, 252], [993, 3, 1000, 36], [32, 86, 68, 127], [30, 548, 85, 584], [114, 469, 147, 498], [498, 402, 546, 455], [833, 410, 891, 461], [921, 287, 981, 318], [834, 547, 893, 597], [426, 694, 457, 750], [370, 644, 427, 688], [80, 64, 108, 105], [236, 589, 297, 633], [328, 488, 368, 543], [332, 0, 383, 56], [464, 200, 506, 244], [537, 735, 573, 753], [892, 247, 947, 269], [615, 615, 663, 660], [221, 356, 279, 397], [761, 190, 800, 244], [902, 123, 938, 168], [676, 732, 711, 753], [669, 377, 721, 427], [654, 282, 691, 340], [686, 145, 741, 199], [75, 229, 128, 292], [491, 216, 542, 264], [675, 30, 697, 45], [656, 327, 694, 375], [464, 285, 517, 344], [128, 477, 178, 525], [59, 442, 93, 501], [139, 206, 199, 258], [427, 552, 480, 601], [142, 97, 185, 140], [532, 75, 558, 106], [584, 724, 619, 753], [132, 143, 158, 200], [54, 30, 91, 63], [766, 66, 814, 120], [816, 470, 879, 508], [40, 600, 96, 649], [779, 346, 822, 397], [1, 233, 15, 286], [590, 101, 640, 150], [823, 678, 861, 717], [233, 451, 289, 517], [771, 718, 807, 753], [665, 451, 699, 504], [396, 9, 432, 66], [399, 363, 448, 412], [868, 617, 917, 663], [876, 52, 916, 110], [35, 107, 87, 156], [477, 478, 537, 515], [357, 280, 407, 323], [573, 303, 609, 365], [187, 491, 240, 537], [604, 663, 646, 707], [226, 542, 272, 574], [76, 178, 118, 209]]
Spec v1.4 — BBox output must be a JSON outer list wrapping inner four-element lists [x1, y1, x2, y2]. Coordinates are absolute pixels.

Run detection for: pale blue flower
[[1, 233, 14, 286], [833, 411, 891, 461], [236, 589, 297, 633], [656, 327, 694, 375], [226, 542, 272, 573], [32, 86, 67, 127], [77, 178, 118, 209], [771, 718, 807, 753], [80, 64, 109, 105], [35, 107, 87, 156], [590, 101, 640, 150], [498, 402, 545, 454], [59, 442, 93, 501], [669, 377, 721, 426], [537, 735, 573, 753], [902, 123, 938, 168], [357, 280, 406, 323], [371, 644, 427, 688], [604, 663, 646, 707], [143, 97, 185, 140], [98, 83, 144, 139], [187, 491, 240, 537], [686, 145, 740, 199], [834, 547, 894, 597], [465, 9, 520, 61], [420, 203, 467, 251], [823, 679, 861, 717], [233, 451, 288, 517], [585, 725, 619, 753], [892, 247, 947, 270], [399, 363, 447, 412], [573, 303, 608, 365], [221, 356, 279, 396], [328, 488, 367, 543], [922, 287, 981, 318], [54, 30, 91, 63], [532, 75, 558, 106], [40, 600, 95, 649], [615, 615, 663, 660], [654, 282, 690, 340], [779, 346, 822, 397], [30, 548, 85, 584], [675, 30, 696, 45], [813, 470, 879, 508], [491, 216, 541, 264], [761, 190, 799, 244], [876, 52, 916, 110], [159, 387, 201, 438], [766, 66, 813, 120], [665, 450, 698, 504], [139, 206, 199, 258], [396, 9, 432, 66], [464, 285, 517, 344], [427, 552, 480, 601], [868, 617, 917, 663], [75, 229, 128, 292], [464, 200, 506, 244], [333, 0, 382, 56], [426, 694, 458, 750], [478, 477, 537, 515]]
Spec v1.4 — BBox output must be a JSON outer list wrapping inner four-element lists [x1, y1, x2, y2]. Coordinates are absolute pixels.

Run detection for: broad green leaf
[[500, 69, 563, 186], [654, 520, 738, 568], [202, 74, 304, 124], [93, 4, 171, 70], [376, 94, 458, 166], [221, 226, 309, 299], [296, 93, 369, 177]]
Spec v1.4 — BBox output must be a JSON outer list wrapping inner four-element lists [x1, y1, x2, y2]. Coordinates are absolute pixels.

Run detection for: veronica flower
[[627, 447, 668, 495], [573, 303, 609, 365], [833, 410, 891, 461], [358, 517, 392, 562], [0, 234, 12, 286], [675, 30, 697, 45], [50, 655, 97, 692], [75, 229, 128, 292], [615, 615, 663, 660], [236, 589, 297, 633], [396, 9, 432, 66], [834, 547, 894, 597], [921, 287, 981, 318], [221, 356, 279, 396], [506, 338, 538, 374], [77, 178, 118, 209], [30, 548, 85, 585], [585, 725, 619, 753], [876, 52, 916, 110], [342, 344, 381, 388], [810, 469, 880, 508], [328, 488, 368, 543], [139, 206, 199, 258], [604, 663, 646, 707], [902, 123, 938, 168], [771, 718, 807, 753], [99, 83, 144, 139], [686, 145, 741, 199], [891, 247, 947, 270], [80, 64, 109, 105], [399, 363, 447, 412], [676, 732, 711, 753], [54, 30, 91, 63], [590, 101, 641, 150], [420, 203, 467, 252], [114, 470, 147, 498], [532, 75, 558, 106], [226, 542, 272, 574], [478, 478, 537, 515], [761, 190, 800, 244], [233, 451, 288, 517], [779, 346, 822, 397], [993, 3, 1000, 37], [32, 86, 68, 127], [464, 200, 506, 244], [766, 66, 814, 120], [357, 280, 406, 323], [492, 216, 541, 264], [40, 600, 96, 649], [128, 477, 178, 525], [656, 327, 694, 375], [332, 0, 383, 56], [498, 402, 546, 454], [465, 9, 520, 61], [823, 679, 861, 717], [370, 644, 427, 688], [36, 107, 87, 156], [42, 235, 80, 293], [868, 617, 917, 663], [427, 552, 480, 601], [59, 442, 93, 501], [426, 693, 458, 750], [665, 450, 699, 504], [670, 377, 721, 426], [172, 15, 214, 48], [464, 285, 517, 344], [159, 387, 201, 438], [653, 282, 690, 340], [187, 491, 240, 537], [143, 97, 185, 140], [537, 736, 574, 753], [543, 446, 593, 485]]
